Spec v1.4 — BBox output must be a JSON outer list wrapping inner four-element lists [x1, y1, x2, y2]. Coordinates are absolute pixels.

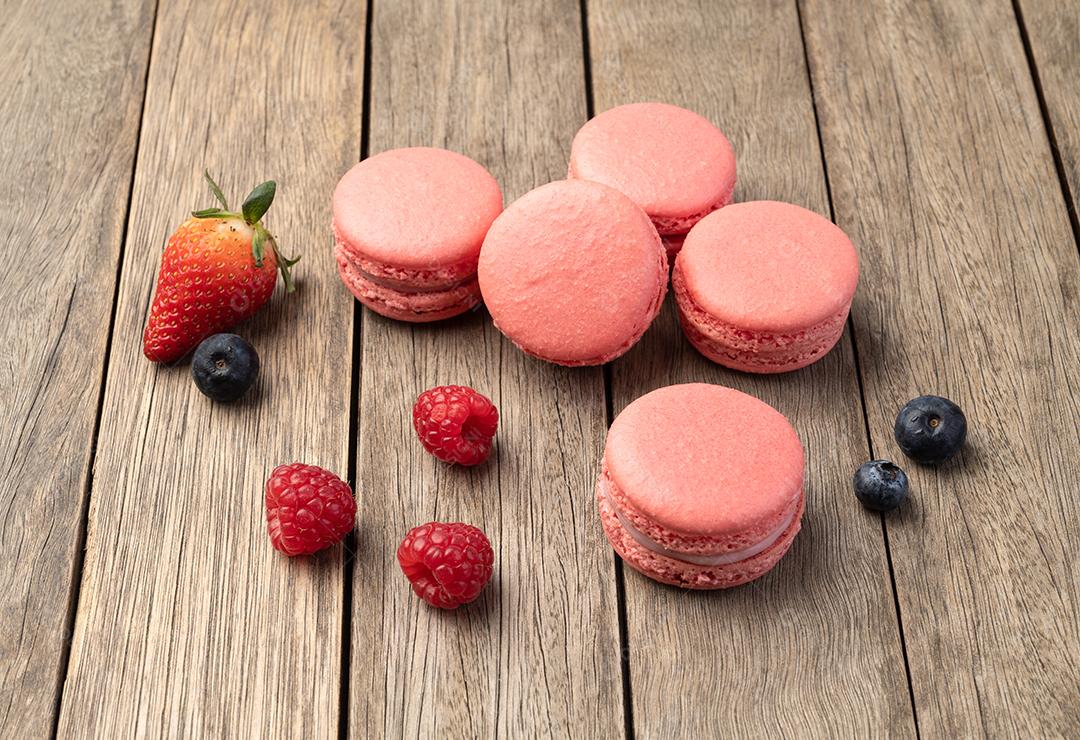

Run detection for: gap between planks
[[1010, 0, 1080, 253], [339, 0, 374, 736]]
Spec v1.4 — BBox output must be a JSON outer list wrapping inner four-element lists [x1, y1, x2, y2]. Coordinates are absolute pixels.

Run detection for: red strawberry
[[142, 171, 300, 363]]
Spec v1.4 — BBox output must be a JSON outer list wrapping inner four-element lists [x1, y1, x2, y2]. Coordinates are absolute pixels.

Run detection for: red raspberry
[[412, 385, 498, 465], [397, 522, 494, 608], [265, 463, 356, 556]]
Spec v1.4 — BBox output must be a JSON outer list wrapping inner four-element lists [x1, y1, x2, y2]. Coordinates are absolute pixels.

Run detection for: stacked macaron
[[598, 384, 804, 589], [673, 201, 859, 373], [568, 102, 736, 257], [333, 147, 502, 322]]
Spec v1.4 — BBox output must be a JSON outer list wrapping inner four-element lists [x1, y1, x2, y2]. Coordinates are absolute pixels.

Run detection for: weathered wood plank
[[55, 1, 365, 736], [802, 0, 1080, 734], [348, 1, 624, 736], [1017, 0, 1080, 230], [589, 0, 916, 735], [0, 0, 155, 734]]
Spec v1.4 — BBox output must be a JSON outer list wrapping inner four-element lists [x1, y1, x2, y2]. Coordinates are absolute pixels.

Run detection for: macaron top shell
[[333, 147, 503, 270], [605, 384, 803, 538], [678, 201, 859, 332], [569, 102, 736, 223], [478, 179, 666, 365]]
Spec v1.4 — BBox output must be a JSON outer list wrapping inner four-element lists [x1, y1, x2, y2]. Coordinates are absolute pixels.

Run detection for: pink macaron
[[478, 179, 667, 366], [598, 383, 804, 589], [332, 147, 503, 322], [674, 201, 859, 373], [568, 102, 736, 257]]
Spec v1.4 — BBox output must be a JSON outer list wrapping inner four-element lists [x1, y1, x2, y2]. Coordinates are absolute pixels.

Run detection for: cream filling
[[354, 264, 476, 295], [333, 224, 476, 294], [602, 481, 795, 566]]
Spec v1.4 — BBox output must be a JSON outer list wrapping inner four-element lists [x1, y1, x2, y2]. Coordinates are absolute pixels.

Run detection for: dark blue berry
[[191, 334, 259, 402], [853, 460, 909, 512], [894, 395, 966, 464]]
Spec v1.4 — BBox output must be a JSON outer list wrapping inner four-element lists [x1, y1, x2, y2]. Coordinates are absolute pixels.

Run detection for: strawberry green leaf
[[241, 180, 276, 224], [267, 234, 300, 294], [203, 170, 230, 209], [192, 207, 230, 218], [252, 225, 267, 268]]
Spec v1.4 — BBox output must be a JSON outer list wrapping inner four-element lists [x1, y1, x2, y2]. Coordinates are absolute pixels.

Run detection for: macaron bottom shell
[[673, 263, 849, 373], [335, 244, 481, 322], [598, 482, 804, 589]]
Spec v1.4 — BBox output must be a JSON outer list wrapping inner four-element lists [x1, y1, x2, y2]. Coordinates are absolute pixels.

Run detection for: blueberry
[[894, 395, 966, 464], [853, 460, 909, 512], [191, 334, 259, 402]]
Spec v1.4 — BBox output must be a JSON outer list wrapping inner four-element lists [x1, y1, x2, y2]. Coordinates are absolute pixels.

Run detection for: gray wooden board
[[0, 0, 155, 735], [55, 0, 364, 736]]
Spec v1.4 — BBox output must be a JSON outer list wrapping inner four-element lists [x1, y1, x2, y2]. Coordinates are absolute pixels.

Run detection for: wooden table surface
[[3, 0, 1078, 737]]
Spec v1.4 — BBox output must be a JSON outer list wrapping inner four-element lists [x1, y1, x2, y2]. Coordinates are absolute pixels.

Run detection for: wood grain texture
[[348, 1, 624, 736], [1017, 0, 1080, 229], [0, 0, 154, 734], [55, 1, 364, 736], [588, 0, 916, 735], [801, 0, 1080, 734]]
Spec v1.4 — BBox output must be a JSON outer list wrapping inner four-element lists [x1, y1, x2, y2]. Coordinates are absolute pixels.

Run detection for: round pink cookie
[[332, 147, 503, 322], [478, 179, 667, 366], [568, 102, 736, 256], [597, 383, 804, 589], [674, 201, 858, 373]]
